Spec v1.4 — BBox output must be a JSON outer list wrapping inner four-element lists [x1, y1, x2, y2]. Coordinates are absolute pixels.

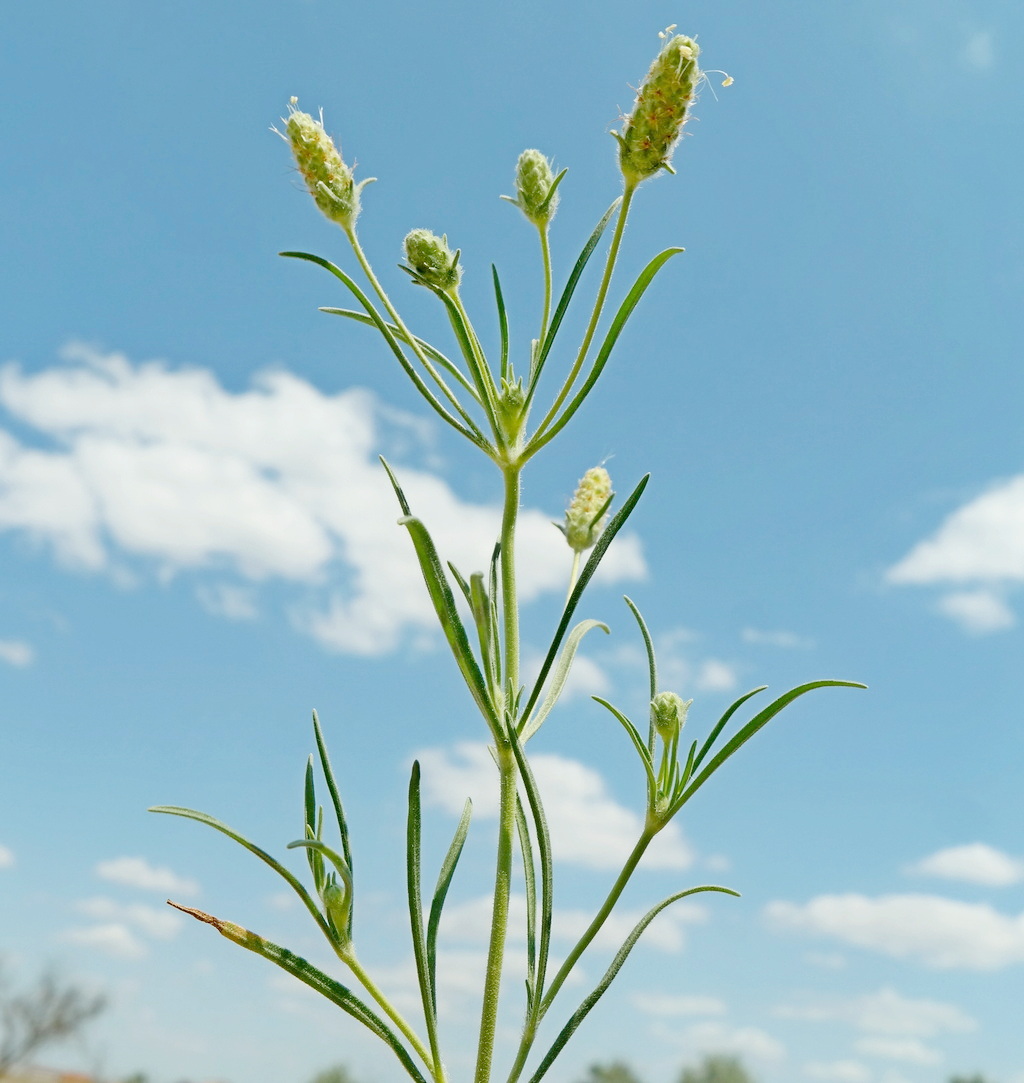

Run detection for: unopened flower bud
[[617, 33, 701, 183], [322, 879, 351, 939], [282, 99, 370, 230], [403, 229, 462, 292], [507, 149, 560, 227], [561, 467, 613, 553], [651, 691, 692, 741]]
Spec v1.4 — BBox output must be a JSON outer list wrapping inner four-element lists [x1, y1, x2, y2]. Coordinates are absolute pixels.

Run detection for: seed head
[[561, 467, 613, 553], [617, 33, 701, 184], [506, 149, 561, 227], [651, 690, 692, 742], [281, 99, 369, 230], [403, 229, 462, 292]]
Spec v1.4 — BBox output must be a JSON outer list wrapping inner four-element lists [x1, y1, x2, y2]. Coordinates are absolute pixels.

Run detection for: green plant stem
[[474, 463, 523, 1083], [342, 949, 438, 1079], [343, 225, 481, 437], [527, 182, 637, 451], [474, 747, 518, 1083], [538, 226, 553, 345], [539, 824, 654, 1015], [502, 820, 657, 1083]]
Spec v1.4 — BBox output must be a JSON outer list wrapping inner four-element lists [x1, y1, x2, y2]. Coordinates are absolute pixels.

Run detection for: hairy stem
[[528, 182, 637, 448], [539, 826, 655, 1015], [342, 949, 438, 1079], [474, 464, 522, 1083]]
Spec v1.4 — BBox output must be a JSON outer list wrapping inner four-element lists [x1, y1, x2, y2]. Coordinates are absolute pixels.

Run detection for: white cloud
[[886, 475, 1024, 632], [0, 345, 645, 656], [936, 589, 1015, 634], [75, 896, 182, 939], [665, 1022, 785, 1064], [766, 893, 1024, 969], [0, 639, 34, 667], [62, 923, 147, 959], [631, 993, 726, 1017], [964, 30, 994, 71], [776, 986, 975, 1038], [803, 1062, 872, 1083], [95, 856, 200, 896], [417, 741, 694, 870], [854, 1036, 941, 1066], [742, 627, 814, 649], [907, 842, 1024, 886], [695, 659, 738, 692], [0, 844, 13, 868]]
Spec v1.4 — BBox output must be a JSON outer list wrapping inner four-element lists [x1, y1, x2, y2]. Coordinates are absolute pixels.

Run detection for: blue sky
[[2, 1, 1023, 1082]]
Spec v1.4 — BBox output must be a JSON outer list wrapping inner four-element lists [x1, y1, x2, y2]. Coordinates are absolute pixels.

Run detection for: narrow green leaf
[[623, 595, 658, 753], [312, 710, 353, 881], [279, 251, 488, 448], [319, 306, 481, 404], [492, 265, 510, 382], [520, 475, 649, 724], [405, 762, 438, 1045], [380, 461, 499, 733], [676, 681, 867, 813], [426, 797, 472, 1012], [447, 561, 473, 608], [520, 619, 609, 742], [692, 687, 766, 772], [527, 248, 683, 455], [204, 915, 428, 1083], [526, 886, 739, 1083], [525, 199, 620, 407], [303, 756, 323, 892], [507, 725, 554, 1003], [515, 797, 538, 997], [149, 805, 334, 942], [592, 697, 657, 799]]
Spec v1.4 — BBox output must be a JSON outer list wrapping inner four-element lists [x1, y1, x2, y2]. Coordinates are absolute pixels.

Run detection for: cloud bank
[[766, 892, 1024, 969], [0, 345, 645, 655], [887, 475, 1024, 633]]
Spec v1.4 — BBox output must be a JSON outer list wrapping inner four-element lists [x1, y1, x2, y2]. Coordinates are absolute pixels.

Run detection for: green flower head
[[403, 229, 462, 292], [651, 690, 692, 742], [506, 149, 561, 227], [561, 467, 613, 553], [281, 98, 372, 230], [617, 30, 701, 184]]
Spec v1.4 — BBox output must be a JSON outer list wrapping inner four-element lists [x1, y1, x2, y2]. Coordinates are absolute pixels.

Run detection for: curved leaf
[[520, 474, 649, 724], [520, 619, 609, 742], [675, 680, 867, 813], [526, 886, 739, 1083], [149, 805, 333, 942], [527, 248, 683, 455]]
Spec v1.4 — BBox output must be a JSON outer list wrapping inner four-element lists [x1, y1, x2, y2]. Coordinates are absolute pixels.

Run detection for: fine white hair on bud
[[505, 149, 561, 227], [651, 690, 692, 741], [402, 229, 463, 292], [561, 467, 613, 553], [280, 99, 372, 230], [616, 31, 702, 184]]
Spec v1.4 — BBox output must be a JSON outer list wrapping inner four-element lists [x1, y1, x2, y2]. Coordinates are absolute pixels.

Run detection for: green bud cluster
[[283, 99, 368, 229], [403, 229, 462, 292], [562, 467, 612, 553], [651, 690, 692, 742], [507, 149, 560, 227], [617, 34, 701, 183]]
